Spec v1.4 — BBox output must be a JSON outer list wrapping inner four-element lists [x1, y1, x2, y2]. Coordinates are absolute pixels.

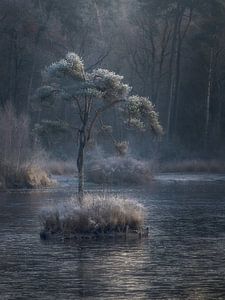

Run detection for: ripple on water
[[0, 174, 225, 299]]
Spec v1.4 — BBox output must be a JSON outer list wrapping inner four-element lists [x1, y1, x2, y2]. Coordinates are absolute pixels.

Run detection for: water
[[1, 174, 225, 299]]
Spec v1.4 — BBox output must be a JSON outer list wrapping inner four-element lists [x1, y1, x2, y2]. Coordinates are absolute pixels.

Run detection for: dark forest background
[[1, 0, 225, 163]]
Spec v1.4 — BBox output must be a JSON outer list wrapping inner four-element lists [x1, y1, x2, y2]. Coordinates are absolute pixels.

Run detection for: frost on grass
[[40, 194, 145, 236], [0, 103, 54, 189], [1, 164, 55, 189], [86, 156, 152, 185]]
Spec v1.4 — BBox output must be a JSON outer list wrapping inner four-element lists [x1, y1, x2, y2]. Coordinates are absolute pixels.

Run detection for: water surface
[[1, 174, 225, 299]]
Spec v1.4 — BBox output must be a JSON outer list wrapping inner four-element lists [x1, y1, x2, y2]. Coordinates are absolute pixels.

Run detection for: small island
[[40, 194, 149, 240]]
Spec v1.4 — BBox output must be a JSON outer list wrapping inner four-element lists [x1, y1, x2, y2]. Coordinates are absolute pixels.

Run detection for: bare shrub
[[0, 102, 29, 170], [86, 156, 152, 185], [2, 164, 55, 189], [0, 103, 53, 189], [40, 194, 145, 235]]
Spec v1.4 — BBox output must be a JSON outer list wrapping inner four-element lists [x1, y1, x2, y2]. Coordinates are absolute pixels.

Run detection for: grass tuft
[[40, 194, 145, 236], [0, 163, 55, 189]]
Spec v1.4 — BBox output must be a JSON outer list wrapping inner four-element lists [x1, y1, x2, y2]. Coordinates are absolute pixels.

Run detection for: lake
[[1, 174, 225, 299]]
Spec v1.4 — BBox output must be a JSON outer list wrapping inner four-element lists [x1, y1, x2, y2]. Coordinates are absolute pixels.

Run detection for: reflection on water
[[155, 173, 225, 183], [1, 174, 225, 299]]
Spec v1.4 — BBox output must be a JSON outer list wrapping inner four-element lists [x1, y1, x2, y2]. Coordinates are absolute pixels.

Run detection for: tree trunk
[[167, 8, 179, 140], [204, 48, 213, 150], [173, 31, 182, 135], [167, 4, 192, 140], [155, 20, 170, 106], [77, 130, 85, 205], [27, 59, 36, 112], [173, 6, 193, 136]]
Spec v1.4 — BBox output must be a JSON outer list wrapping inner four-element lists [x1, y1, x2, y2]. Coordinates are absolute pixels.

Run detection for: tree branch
[[73, 96, 84, 122], [86, 48, 111, 71], [87, 99, 123, 141]]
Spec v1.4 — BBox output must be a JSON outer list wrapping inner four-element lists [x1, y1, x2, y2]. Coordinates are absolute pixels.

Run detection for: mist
[[1, 2, 225, 299]]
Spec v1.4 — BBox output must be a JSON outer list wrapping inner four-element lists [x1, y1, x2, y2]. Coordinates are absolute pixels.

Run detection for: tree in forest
[[36, 52, 162, 204], [191, 0, 225, 149], [131, 0, 194, 139]]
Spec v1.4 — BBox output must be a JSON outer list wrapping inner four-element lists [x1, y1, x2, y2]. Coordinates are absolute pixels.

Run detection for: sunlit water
[[1, 174, 225, 299]]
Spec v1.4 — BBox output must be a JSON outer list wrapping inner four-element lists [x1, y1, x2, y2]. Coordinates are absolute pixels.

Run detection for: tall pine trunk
[[204, 48, 213, 150], [167, 9, 179, 140], [77, 130, 85, 205]]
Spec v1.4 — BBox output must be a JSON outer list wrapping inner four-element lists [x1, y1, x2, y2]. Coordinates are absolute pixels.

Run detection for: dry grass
[[40, 194, 145, 236], [23, 165, 55, 188], [0, 102, 30, 168], [159, 159, 225, 173], [0, 163, 55, 189], [86, 156, 152, 185], [0, 103, 55, 189]]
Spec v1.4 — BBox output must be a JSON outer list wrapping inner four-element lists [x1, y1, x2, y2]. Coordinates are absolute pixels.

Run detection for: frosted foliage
[[128, 118, 145, 131], [127, 96, 163, 135], [44, 52, 84, 81], [84, 88, 103, 98], [36, 85, 70, 103], [36, 52, 162, 147], [90, 69, 131, 101]]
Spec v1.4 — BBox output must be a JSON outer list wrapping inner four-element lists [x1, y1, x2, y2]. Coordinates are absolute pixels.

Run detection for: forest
[[1, 0, 225, 178]]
